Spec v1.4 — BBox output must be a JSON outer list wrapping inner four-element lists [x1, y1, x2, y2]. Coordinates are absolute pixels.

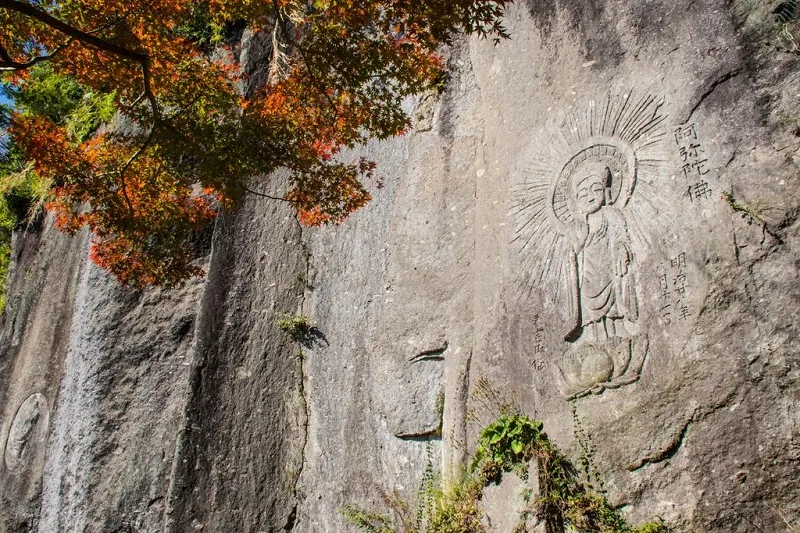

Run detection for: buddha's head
[[572, 162, 613, 217]]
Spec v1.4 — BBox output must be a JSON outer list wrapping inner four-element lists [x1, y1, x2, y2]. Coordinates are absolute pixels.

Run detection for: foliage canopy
[[0, 0, 510, 287]]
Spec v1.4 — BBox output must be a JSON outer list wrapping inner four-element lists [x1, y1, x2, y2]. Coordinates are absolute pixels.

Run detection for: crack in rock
[[683, 69, 742, 123], [628, 419, 692, 471], [284, 224, 312, 533], [394, 430, 443, 442], [410, 342, 449, 363], [282, 505, 297, 532]]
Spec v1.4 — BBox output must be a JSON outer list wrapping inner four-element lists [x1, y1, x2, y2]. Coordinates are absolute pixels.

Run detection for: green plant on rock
[[342, 469, 485, 533], [342, 499, 406, 533], [470, 412, 619, 532], [433, 392, 445, 438], [425, 470, 485, 533], [344, 410, 672, 533], [489, 414, 669, 533], [276, 314, 312, 341], [777, 22, 800, 52], [631, 519, 671, 533], [472, 414, 542, 481]]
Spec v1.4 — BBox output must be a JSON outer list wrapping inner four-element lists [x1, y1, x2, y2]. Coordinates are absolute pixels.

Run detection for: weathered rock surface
[[1, 1, 800, 531], [0, 219, 86, 532], [166, 180, 307, 532]]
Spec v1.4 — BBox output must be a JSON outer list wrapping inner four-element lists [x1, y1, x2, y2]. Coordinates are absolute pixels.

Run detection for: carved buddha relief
[[512, 93, 669, 399]]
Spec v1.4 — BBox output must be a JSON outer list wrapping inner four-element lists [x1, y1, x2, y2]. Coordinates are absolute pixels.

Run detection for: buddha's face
[[574, 169, 609, 217]]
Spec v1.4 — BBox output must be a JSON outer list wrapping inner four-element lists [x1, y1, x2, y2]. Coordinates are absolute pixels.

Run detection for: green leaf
[[511, 440, 523, 455]]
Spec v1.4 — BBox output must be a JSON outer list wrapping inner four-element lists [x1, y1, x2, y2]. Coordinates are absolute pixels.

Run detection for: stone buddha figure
[[513, 98, 669, 399], [564, 160, 638, 344], [553, 147, 648, 399]]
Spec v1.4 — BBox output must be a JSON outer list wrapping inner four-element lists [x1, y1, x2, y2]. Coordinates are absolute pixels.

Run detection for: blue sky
[[0, 92, 9, 155], [0, 87, 11, 108]]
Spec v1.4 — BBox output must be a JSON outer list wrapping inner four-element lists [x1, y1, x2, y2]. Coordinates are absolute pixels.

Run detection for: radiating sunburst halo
[[511, 92, 672, 309]]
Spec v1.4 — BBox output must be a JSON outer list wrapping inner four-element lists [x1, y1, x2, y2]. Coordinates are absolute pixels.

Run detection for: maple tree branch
[[112, 91, 218, 212], [240, 184, 291, 203], [0, 0, 146, 62], [270, 5, 341, 128], [109, 129, 157, 217], [140, 59, 159, 120], [0, 42, 15, 66], [119, 132, 154, 182], [0, 0, 159, 118], [0, 39, 73, 71], [85, 9, 137, 36]]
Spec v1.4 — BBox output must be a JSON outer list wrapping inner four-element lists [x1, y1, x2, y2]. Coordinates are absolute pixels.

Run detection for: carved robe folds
[[567, 208, 637, 339], [558, 208, 647, 399]]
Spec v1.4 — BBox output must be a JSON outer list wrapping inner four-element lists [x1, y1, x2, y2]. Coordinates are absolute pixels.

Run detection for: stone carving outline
[[3, 392, 49, 472], [512, 92, 669, 399]]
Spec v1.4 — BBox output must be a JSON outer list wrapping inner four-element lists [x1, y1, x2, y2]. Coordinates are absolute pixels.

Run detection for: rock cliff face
[[1, 1, 800, 531]]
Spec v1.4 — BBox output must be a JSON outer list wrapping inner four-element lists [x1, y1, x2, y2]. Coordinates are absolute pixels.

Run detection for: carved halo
[[548, 136, 638, 235]]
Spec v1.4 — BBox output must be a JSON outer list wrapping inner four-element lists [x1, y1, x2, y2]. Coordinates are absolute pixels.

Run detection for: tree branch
[[0, 0, 159, 118], [269, 2, 341, 128], [0, 39, 73, 71], [0, 0, 147, 62], [118, 131, 155, 183], [241, 184, 291, 203]]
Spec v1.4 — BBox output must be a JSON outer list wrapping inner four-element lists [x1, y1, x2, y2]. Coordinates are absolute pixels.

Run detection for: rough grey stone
[[36, 239, 207, 532], [0, 218, 87, 533], [165, 176, 307, 532]]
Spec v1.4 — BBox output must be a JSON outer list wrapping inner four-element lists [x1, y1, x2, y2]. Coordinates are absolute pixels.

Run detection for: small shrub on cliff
[[425, 470, 485, 533], [342, 470, 485, 533], [276, 314, 311, 341], [472, 414, 543, 480], [343, 412, 671, 533], [342, 501, 398, 533]]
